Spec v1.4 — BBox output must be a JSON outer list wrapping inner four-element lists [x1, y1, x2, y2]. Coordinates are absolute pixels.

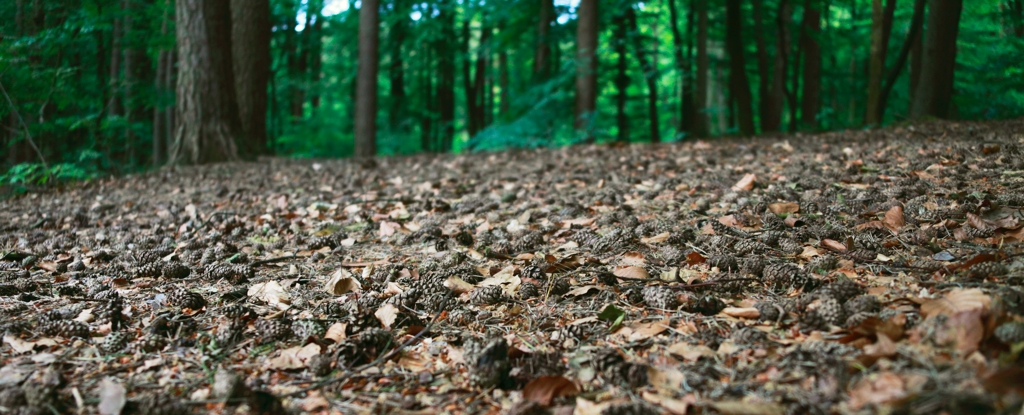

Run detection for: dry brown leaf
[[324, 269, 360, 295], [947, 309, 986, 355], [731, 173, 757, 191], [267, 343, 321, 370], [686, 251, 706, 265], [920, 288, 991, 318], [848, 372, 906, 410], [641, 232, 671, 244], [965, 213, 988, 231], [374, 303, 400, 328], [768, 202, 800, 214], [444, 276, 475, 294], [565, 285, 600, 297], [98, 377, 126, 415], [721, 307, 760, 319], [626, 319, 670, 341], [523, 376, 579, 407], [711, 401, 785, 415], [613, 266, 650, 280], [573, 398, 617, 415], [862, 333, 897, 359], [821, 239, 848, 251], [798, 246, 820, 259], [883, 205, 905, 231], [647, 366, 685, 392], [855, 220, 889, 231], [641, 391, 689, 414], [667, 342, 715, 362], [248, 281, 291, 309], [378, 221, 401, 238], [620, 252, 646, 267], [719, 215, 742, 227], [324, 323, 346, 343]]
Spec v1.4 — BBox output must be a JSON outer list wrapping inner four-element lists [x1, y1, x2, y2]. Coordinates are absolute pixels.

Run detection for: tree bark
[[878, 0, 925, 121], [231, 0, 271, 157], [627, 7, 661, 143], [354, 0, 380, 157], [667, 0, 692, 137], [725, 0, 755, 136], [153, 0, 171, 166], [309, 0, 323, 111], [388, 0, 408, 132], [438, 2, 456, 152], [693, 0, 709, 138], [107, 3, 122, 128], [910, 0, 962, 119], [800, 0, 822, 130], [498, 21, 510, 117], [763, 0, 792, 133], [170, 0, 242, 164], [574, 0, 598, 139], [462, 21, 477, 138], [613, 11, 629, 142], [752, 0, 771, 133], [535, 0, 554, 78], [866, 0, 896, 125]]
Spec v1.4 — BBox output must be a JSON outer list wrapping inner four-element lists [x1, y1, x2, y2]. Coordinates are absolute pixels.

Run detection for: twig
[[250, 254, 295, 267], [0, 75, 48, 169]]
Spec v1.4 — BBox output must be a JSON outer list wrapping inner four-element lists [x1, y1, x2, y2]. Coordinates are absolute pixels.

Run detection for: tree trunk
[[354, 0, 380, 157], [752, 0, 771, 132], [535, 0, 554, 79], [1012, 0, 1023, 37], [309, 0, 323, 111], [107, 4, 122, 130], [626, 7, 661, 142], [421, 34, 434, 152], [122, 0, 140, 165], [878, 0, 925, 121], [800, 0, 822, 130], [389, 1, 408, 132], [153, 0, 171, 166], [763, 0, 791, 133], [910, 0, 962, 119], [170, 0, 242, 164], [693, 0, 709, 138], [574, 0, 598, 139], [613, 11, 629, 142], [498, 22, 510, 117], [667, 0, 692, 137], [865, 0, 896, 125], [231, 0, 271, 157], [725, 0, 755, 136], [438, 2, 456, 152], [462, 21, 477, 138], [909, 6, 923, 105]]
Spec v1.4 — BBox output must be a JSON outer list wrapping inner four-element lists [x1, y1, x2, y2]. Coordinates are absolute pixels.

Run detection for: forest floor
[[3, 119, 1024, 415]]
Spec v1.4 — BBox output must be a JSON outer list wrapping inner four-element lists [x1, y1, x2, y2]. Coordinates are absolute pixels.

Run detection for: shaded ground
[[3, 119, 1024, 415]]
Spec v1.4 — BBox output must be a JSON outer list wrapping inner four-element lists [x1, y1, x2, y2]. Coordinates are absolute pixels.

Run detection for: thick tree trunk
[[693, 0, 709, 138], [878, 0, 925, 121], [627, 7, 661, 143], [354, 0, 379, 157], [763, 0, 791, 133], [388, 2, 408, 131], [170, 0, 242, 164], [909, 7, 923, 105], [865, 0, 896, 125], [462, 21, 477, 138], [725, 0, 755, 136], [667, 0, 692, 137], [800, 0, 822, 130], [613, 12, 629, 142], [231, 0, 271, 157], [535, 0, 554, 78], [574, 0, 598, 139], [752, 0, 771, 132], [910, 0, 962, 119]]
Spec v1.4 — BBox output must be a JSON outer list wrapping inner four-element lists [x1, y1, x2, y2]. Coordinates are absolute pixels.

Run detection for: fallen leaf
[[732, 173, 757, 191], [3, 334, 37, 354], [686, 251, 706, 265], [798, 246, 820, 259], [248, 281, 291, 309], [647, 366, 685, 392], [847, 372, 906, 410], [920, 288, 991, 318], [98, 378, 126, 415], [597, 304, 627, 331], [855, 220, 889, 232], [324, 323, 346, 342], [883, 205, 905, 231], [523, 376, 579, 406], [860, 333, 897, 365], [620, 252, 646, 267], [768, 202, 800, 214], [298, 391, 331, 413], [565, 285, 600, 297], [267, 343, 322, 370], [375, 303, 400, 328], [641, 232, 670, 244], [324, 269, 360, 295], [821, 239, 848, 251], [613, 266, 650, 280], [718, 215, 742, 227], [641, 392, 689, 414], [667, 342, 715, 362], [711, 400, 785, 415], [626, 319, 670, 341], [378, 221, 401, 238], [444, 276, 475, 294], [573, 398, 616, 415], [965, 213, 988, 231], [721, 307, 760, 319]]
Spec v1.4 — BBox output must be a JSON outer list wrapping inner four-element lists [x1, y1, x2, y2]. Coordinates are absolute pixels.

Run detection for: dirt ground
[[3, 119, 1024, 415]]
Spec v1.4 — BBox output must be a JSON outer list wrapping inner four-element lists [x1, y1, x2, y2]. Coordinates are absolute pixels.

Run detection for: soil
[[2, 119, 1024, 415]]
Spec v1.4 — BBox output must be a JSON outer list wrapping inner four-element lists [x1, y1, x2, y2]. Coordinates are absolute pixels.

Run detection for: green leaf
[[597, 304, 626, 332]]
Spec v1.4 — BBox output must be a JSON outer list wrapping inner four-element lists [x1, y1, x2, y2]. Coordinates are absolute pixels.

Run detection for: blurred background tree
[[1, 0, 1023, 176]]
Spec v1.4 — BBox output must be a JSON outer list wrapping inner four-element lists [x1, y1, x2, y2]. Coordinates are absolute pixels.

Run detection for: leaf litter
[[2, 120, 1024, 413]]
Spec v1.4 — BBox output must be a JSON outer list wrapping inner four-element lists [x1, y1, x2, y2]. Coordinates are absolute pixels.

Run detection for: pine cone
[[763, 263, 803, 292], [470, 285, 506, 305], [131, 392, 187, 415], [808, 255, 838, 274], [547, 278, 571, 296], [167, 289, 207, 310], [131, 334, 168, 353], [687, 295, 725, 316], [707, 255, 738, 272], [518, 282, 540, 299], [520, 265, 545, 280], [355, 328, 394, 356], [38, 319, 90, 339], [255, 319, 292, 342], [0, 284, 19, 296], [967, 262, 1008, 279], [730, 326, 767, 344], [816, 279, 864, 304], [809, 297, 845, 327], [161, 262, 191, 279], [219, 304, 257, 321], [734, 239, 769, 255], [308, 354, 333, 377], [466, 337, 510, 388], [292, 320, 326, 340], [741, 257, 766, 277], [101, 332, 134, 354], [843, 295, 881, 316], [642, 286, 679, 310], [754, 301, 782, 322], [601, 402, 660, 415], [761, 211, 787, 230], [132, 262, 162, 279], [798, 309, 828, 332], [994, 322, 1024, 345], [778, 238, 803, 254]]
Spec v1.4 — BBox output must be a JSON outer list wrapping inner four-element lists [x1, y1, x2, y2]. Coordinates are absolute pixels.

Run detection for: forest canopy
[[1, 0, 1023, 179]]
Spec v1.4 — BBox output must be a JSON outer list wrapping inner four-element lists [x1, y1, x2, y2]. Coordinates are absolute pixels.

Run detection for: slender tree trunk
[[309, 0, 323, 111], [535, 0, 554, 78], [421, 35, 434, 152], [909, 6, 923, 105], [107, 1, 122, 153], [354, 0, 380, 157], [910, 0, 962, 119], [170, 0, 242, 164], [389, 2, 408, 132], [878, 0, 925, 121], [693, 0, 709, 138], [667, 0, 691, 137], [763, 0, 791, 133], [462, 21, 477, 138], [626, 7, 661, 142], [498, 22, 510, 117], [122, 0, 139, 165], [865, 0, 896, 125], [574, 0, 599, 140], [473, 20, 491, 134], [752, 0, 771, 132], [800, 0, 822, 130], [613, 12, 629, 142], [725, 0, 755, 136], [153, 0, 171, 166], [165, 47, 176, 153], [1012, 0, 1023, 37], [231, 0, 271, 157], [438, 1, 456, 151], [291, 11, 312, 121]]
